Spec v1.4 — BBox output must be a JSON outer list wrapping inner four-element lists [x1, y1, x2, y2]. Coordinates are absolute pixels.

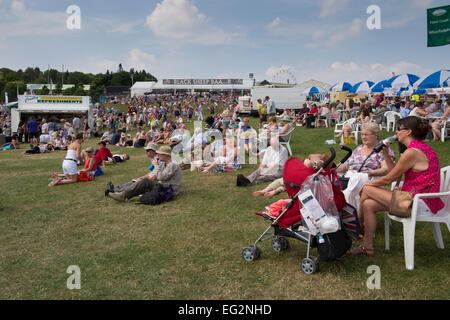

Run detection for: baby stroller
[[242, 146, 360, 274]]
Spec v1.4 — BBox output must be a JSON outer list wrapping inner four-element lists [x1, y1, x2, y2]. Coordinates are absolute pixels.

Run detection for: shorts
[[29, 132, 39, 139], [62, 159, 78, 176]]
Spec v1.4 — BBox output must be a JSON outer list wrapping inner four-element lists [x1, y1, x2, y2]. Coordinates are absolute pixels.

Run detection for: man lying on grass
[[106, 145, 182, 205]]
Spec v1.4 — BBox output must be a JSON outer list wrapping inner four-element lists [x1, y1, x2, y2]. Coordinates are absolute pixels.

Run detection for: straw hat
[[281, 115, 291, 121], [156, 145, 172, 156]]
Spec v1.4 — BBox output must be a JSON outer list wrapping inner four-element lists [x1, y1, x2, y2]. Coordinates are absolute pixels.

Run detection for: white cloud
[[292, 60, 434, 85], [0, 1, 67, 38], [305, 18, 364, 49], [125, 48, 156, 71], [146, 0, 233, 45], [267, 17, 281, 29], [319, 0, 350, 18]]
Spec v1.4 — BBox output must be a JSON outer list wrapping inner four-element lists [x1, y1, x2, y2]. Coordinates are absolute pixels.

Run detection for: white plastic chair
[[334, 118, 358, 145], [385, 111, 402, 132], [384, 166, 450, 270], [316, 112, 332, 128], [279, 127, 295, 156], [441, 119, 450, 142]]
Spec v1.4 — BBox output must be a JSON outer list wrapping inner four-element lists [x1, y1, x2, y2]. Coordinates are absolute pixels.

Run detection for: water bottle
[[318, 233, 325, 244]]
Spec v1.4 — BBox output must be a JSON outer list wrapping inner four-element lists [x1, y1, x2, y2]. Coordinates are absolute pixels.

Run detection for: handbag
[[389, 169, 439, 218], [389, 188, 413, 218]]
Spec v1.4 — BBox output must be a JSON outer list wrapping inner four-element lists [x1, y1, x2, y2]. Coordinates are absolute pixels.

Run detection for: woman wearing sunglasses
[[349, 116, 445, 256]]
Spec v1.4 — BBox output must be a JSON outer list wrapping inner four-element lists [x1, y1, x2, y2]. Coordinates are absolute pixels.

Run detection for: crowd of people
[[1, 90, 449, 258]]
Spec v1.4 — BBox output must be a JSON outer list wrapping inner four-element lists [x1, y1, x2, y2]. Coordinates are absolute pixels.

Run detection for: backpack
[[139, 186, 174, 205]]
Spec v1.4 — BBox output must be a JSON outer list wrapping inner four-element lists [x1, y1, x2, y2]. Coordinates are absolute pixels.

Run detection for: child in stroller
[[242, 146, 358, 274]]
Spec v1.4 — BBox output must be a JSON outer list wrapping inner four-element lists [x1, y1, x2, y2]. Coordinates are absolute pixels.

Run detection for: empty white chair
[[279, 127, 295, 156], [385, 111, 402, 132], [384, 166, 450, 270], [441, 119, 450, 142]]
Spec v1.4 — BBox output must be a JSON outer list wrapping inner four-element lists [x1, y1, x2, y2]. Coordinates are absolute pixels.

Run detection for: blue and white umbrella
[[349, 81, 374, 94], [329, 82, 352, 92], [415, 69, 450, 89], [386, 73, 420, 90], [302, 86, 327, 95], [370, 80, 391, 93]]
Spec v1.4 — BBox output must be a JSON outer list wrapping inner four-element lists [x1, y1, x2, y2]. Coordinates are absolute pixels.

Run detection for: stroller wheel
[[242, 245, 261, 262], [271, 237, 289, 252], [301, 257, 318, 275]]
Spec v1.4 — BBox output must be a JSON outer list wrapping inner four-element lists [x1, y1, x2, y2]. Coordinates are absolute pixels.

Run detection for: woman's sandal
[[348, 245, 374, 257]]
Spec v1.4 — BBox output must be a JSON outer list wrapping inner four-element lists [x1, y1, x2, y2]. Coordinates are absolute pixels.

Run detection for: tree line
[[0, 65, 157, 103]]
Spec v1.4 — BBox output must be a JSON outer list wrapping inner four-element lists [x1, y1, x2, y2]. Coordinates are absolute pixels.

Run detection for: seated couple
[[106, 144, 182, 204], [199, 136, 241, 173]]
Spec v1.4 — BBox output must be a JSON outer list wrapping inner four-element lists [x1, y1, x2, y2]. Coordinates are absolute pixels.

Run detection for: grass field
[[1, 113, 449, 300]]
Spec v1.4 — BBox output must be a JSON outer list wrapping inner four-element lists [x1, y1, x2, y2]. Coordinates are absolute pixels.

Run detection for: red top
[[84, 157, 98, 172], [309, 107, 319, 114], [94, 147, 113, 165], [402, 139, 444, 214]]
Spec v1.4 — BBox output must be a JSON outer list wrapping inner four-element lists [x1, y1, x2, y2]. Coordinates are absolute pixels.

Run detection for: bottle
[[374, 135, 397, 153], [318, 233, 325, 244]]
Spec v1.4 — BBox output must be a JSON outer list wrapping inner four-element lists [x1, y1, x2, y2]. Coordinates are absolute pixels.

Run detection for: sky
[[0, 0, 449, 86]]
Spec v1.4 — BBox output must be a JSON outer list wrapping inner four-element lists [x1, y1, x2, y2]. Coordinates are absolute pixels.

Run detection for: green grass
[[0, 113, 449, 300]]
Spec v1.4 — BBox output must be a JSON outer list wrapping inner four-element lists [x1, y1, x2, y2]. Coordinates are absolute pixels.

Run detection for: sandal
[[348, 245, 374, 257]]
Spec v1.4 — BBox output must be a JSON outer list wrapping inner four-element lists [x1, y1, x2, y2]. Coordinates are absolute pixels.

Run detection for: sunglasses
[[396, 126, 409, 131]]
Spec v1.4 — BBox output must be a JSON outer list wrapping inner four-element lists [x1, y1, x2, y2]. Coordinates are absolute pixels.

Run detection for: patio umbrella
[[349, 81, 374, 94], [415, 69, 450, 89], [302, 86, 327, 95], [370, 80, 391, 93], [329, 82, 352, 92], [386, 73, 420, 90]]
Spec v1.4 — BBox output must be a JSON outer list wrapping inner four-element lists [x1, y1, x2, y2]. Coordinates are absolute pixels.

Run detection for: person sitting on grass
[[237, 135, 288, 186], [105, 143, 158, 196], [106, 146, 182, 204], [201, 136, 241, 173], [49, 133, 84, 186], [1, 134, 19, 150]]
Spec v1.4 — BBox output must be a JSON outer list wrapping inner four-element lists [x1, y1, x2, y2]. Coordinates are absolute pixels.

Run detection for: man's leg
[[250, 172, 282, 186], [123, 178, 158, 200]]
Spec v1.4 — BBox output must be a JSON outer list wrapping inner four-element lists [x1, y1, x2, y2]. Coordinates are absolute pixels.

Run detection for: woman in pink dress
[[349, 116, 445, 256]]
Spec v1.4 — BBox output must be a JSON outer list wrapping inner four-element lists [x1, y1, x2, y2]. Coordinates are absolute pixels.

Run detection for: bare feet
[[252, 191, 264, 197], [264, 190, 279, 197]]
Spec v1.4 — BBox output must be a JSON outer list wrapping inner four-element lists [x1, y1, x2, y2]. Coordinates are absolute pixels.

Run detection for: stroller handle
[[322, 147, 336, 169], [339, 145, 353, 164]]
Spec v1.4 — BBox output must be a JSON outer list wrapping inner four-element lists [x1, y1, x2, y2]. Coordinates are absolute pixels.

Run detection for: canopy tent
[[302, 86, 327, 95]]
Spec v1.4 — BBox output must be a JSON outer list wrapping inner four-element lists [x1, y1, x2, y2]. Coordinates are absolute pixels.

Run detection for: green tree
[[36, 85, 50, 95], [1, 81, 26, 102]]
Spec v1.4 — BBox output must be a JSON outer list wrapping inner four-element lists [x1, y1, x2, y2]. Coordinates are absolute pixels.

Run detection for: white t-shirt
[[41, 123, 49, 134], [261, 145, 288, 175]]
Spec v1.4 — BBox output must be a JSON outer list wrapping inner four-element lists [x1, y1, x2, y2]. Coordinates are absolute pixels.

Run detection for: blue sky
[[0, 0, 449, 85]]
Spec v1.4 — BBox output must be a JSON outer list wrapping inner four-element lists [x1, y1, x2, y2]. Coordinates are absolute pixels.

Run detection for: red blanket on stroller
[[279, 157, 346, 229]]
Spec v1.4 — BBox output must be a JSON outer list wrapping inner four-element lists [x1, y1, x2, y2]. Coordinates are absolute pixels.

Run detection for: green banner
[[427, 5, 450, 47]]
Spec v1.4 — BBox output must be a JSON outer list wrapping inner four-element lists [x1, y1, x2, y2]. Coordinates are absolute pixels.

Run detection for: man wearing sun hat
[[107, 145, 182, 203], [104, 142, 159, 196]]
